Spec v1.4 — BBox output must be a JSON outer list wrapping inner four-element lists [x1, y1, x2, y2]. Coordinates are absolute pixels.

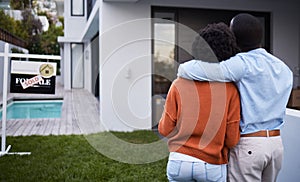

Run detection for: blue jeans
[[167, 160, 227, 182]]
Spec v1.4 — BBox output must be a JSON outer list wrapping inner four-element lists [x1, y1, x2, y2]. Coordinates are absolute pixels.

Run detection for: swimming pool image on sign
[[0, 100, 63, 119]]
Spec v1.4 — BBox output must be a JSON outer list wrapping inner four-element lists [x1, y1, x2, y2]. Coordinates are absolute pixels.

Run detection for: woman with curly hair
[[158, 22, 241, 182]]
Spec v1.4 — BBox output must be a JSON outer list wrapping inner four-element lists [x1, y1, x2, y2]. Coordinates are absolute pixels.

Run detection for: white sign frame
[[1, 43, 61, 157]]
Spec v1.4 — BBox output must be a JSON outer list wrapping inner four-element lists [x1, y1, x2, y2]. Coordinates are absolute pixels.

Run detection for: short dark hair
[[230, 13, 263, 52], [193, 22, 240, 62]]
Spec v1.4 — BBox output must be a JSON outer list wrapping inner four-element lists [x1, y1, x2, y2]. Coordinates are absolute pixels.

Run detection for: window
[[71, 0, 84, 16]]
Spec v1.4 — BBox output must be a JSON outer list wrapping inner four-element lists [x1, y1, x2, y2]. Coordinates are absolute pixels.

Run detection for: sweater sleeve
[[158, 83, 179, 137], [225, 84, 241, 148]]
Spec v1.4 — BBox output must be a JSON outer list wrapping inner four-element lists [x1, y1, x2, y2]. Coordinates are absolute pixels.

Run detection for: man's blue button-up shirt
[[178, 48, 293, 134]]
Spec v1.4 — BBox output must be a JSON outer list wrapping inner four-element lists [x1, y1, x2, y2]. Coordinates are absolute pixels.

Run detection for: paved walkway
[[0, 84, 104, 136]]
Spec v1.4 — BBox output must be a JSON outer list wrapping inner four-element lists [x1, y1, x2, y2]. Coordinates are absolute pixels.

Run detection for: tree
[[21, 9, 42, 36], [0, 5, 64, 75], [40, 25, 63, 55], [10, 0, 32, 10], [21, 9, 43, 53], [0, 9, 27, 44]]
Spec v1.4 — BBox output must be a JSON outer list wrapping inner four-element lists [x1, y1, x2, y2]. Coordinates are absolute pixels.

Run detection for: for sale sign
[[10, 61, 57, 94]]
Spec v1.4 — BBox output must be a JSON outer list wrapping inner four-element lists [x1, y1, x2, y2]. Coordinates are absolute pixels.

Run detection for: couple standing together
[[158, 13, 293, 182]]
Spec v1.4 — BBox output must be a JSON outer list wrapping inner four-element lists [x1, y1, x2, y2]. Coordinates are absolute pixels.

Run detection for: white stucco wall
[[99, 2, 152, 131], [63, 42, 71, 90], [63, 0, 87, 39], [99, 0, 300, 131], [279, 109, 300, 181]]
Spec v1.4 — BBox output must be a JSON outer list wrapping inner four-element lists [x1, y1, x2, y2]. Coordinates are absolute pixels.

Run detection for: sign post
[[1, 43, 31, 156], [1, 43, 9, 156], [0, 43, 60, 157]]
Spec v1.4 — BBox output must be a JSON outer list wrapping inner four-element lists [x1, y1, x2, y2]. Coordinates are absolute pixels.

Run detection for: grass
[[0, 130, 169, 182]]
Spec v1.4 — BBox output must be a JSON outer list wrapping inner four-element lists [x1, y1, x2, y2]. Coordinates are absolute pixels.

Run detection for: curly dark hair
[[192, 22, 240, 62]]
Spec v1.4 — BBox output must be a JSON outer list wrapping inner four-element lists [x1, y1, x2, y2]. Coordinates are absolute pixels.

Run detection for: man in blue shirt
[[177, 13, 293, 182]]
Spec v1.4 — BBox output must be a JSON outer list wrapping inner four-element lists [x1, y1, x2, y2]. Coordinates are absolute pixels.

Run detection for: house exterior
[[58, 0, 300, 130]]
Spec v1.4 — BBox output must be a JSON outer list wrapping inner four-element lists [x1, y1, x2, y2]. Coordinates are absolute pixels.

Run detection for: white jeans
[[167, 160, 227, 182], [228, 136, 283, 182]]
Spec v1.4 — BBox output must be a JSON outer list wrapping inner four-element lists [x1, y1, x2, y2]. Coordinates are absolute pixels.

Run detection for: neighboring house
[[4, 9, 50, 32], [54, 0, 64, 17], [38, 15, 49, 31], [3, 9, 23, 20]]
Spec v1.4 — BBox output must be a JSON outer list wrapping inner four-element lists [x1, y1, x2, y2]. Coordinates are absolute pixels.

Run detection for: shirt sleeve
[[177, 57, 246, 82], [158, 83, 179, 137], [224, 85, 241, 148]]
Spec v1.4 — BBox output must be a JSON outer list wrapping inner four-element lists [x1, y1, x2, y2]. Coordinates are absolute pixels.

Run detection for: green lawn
[[0, 131, 169, 182]]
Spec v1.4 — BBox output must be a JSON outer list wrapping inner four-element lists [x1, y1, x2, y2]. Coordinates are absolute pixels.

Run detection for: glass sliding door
[[151, 7, 270, 129]]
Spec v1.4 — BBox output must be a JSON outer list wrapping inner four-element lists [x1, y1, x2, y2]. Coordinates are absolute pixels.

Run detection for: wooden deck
[[0, 84, 104, 136]]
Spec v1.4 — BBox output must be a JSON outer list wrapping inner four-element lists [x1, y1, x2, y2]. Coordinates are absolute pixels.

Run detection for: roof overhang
[[58, 1, 100, 44], [81, 2, 99, 41], [57, 36, 82, 43]]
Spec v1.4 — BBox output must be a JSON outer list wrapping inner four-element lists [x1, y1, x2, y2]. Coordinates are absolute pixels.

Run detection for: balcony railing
[[0, 27, 26, 48]]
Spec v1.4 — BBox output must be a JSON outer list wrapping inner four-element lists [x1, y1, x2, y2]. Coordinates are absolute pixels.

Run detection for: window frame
[[71, 0, 85, 16]]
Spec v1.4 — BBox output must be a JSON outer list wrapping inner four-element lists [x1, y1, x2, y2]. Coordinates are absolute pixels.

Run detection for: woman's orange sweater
[[158, 78, 240, 164]]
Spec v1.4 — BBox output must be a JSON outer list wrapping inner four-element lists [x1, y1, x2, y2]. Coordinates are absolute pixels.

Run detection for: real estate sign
[[10, 61, 57, 94]]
